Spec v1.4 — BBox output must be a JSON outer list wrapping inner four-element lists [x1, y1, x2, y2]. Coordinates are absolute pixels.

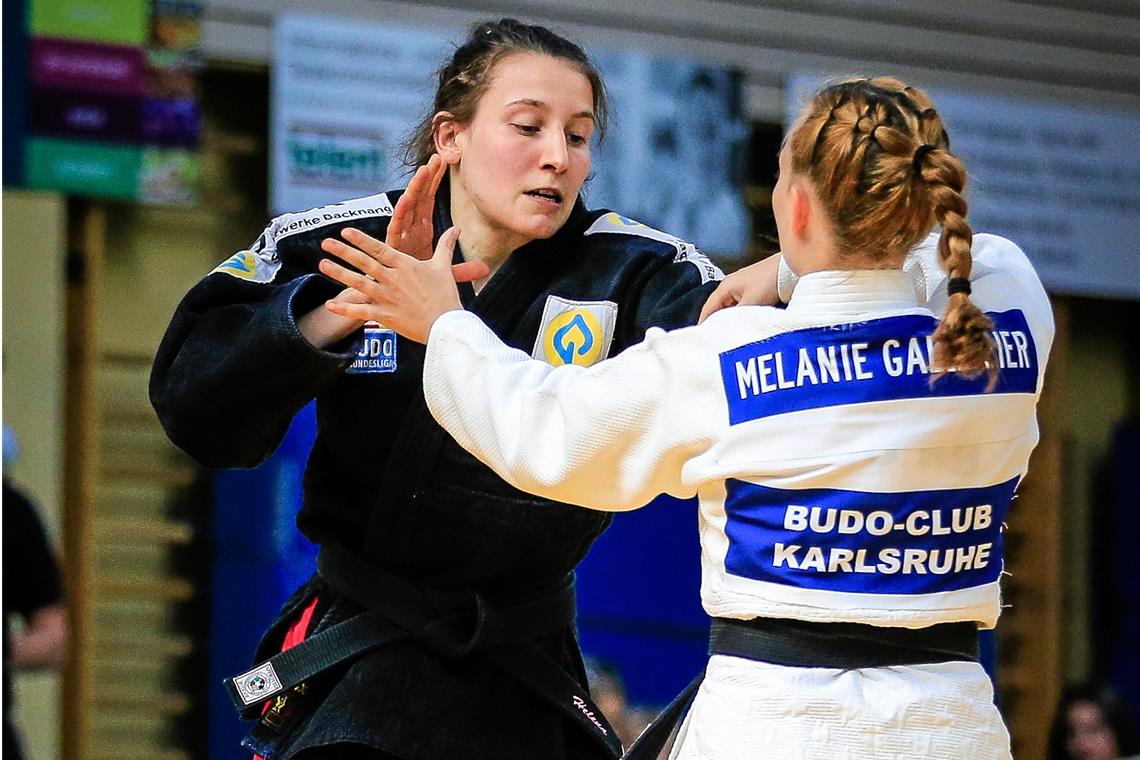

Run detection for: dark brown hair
[[789, 77, 997, 386], [1046, 682, 1140, 760], [403, 18, 609, 169]]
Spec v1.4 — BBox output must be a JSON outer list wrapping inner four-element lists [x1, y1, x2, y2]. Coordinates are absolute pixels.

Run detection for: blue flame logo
[[552, 313, 594, 364]]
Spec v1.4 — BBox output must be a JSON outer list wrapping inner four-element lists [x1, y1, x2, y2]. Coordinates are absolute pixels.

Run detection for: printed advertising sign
[[31, 0, 150, 46], [788, 74, 1140, 300], [271, 14, 450, 214], [19, 0, 202, 205]]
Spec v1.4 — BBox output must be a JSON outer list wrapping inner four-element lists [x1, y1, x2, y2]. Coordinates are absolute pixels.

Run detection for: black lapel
[[436, 178, 593, 344]]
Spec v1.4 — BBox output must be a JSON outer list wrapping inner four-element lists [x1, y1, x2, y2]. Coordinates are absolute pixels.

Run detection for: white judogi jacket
[[422, 233, 1053, 759]]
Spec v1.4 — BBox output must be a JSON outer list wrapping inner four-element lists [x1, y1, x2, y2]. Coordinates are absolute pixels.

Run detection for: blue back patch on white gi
[[723, 477, 1018, 594], [347, 322, 397, 374], [719, 310, 1037, 425]]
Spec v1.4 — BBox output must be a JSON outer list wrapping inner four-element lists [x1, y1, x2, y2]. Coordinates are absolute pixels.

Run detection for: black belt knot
[[317, 542, 577, 657], [225, 543, 624, 759]]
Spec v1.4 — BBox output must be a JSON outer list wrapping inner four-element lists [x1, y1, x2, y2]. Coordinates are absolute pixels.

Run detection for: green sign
[[26, 138, 141, 199], [30, 0, 149, 46]]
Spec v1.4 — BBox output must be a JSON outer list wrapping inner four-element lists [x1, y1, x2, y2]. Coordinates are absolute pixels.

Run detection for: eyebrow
[[505, 98, 594, 121]]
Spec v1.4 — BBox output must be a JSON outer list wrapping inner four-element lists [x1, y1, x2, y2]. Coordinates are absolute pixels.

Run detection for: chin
[[518, 218, 564, 241]]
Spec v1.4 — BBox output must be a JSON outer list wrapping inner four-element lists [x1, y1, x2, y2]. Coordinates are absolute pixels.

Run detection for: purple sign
[[142, 97, 199, 147], [31, 37, 146, 96], [29, 88, 143, 143]]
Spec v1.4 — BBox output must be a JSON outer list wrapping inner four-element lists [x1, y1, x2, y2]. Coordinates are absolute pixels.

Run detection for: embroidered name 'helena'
[[572, 695, 608, 735]]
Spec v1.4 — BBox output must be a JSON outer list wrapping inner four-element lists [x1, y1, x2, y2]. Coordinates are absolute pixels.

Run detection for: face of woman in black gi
[[436, 51, 596, 255]]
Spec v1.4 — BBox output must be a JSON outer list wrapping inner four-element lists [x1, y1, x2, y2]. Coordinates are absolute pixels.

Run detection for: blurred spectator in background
[[2, 425, 67, 760], [583, 656, 677, 758], [1047, 682, 1140, 760], [585, 656, 637, 747], [650, 67, 750, 268]]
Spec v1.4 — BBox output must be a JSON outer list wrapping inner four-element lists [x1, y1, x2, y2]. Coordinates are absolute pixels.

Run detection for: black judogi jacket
[[150, 182, 722, 760]]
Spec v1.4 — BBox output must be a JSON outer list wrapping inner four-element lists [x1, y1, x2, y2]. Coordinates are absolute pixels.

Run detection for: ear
[[432, 112, 463, 166], [790, 182, 813, 240]]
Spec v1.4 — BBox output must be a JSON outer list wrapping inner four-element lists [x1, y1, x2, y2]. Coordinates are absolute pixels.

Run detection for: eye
[[512, 123, 540, 135], [567, 132, 588, 146]]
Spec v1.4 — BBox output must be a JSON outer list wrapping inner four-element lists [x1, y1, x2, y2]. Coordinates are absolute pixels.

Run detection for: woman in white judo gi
[[319, 76, 1054, 760]]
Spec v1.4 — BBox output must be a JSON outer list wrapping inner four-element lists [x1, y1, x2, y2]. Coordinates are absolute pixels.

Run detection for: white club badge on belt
[[347, 321, 398, 374], [233, 661, 282, 706], [532, 296, 618, 368]]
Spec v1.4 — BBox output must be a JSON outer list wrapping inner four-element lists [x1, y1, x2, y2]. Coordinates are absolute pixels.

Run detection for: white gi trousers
[[670, 655, 1011, 760]]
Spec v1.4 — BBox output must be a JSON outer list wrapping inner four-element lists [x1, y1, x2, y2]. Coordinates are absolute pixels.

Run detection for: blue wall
[[207, 404, 318, 760], [576, 495, 708, 707]]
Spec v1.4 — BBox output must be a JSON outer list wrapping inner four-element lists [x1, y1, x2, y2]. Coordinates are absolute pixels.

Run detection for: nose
[[540, 131, 569, 173]]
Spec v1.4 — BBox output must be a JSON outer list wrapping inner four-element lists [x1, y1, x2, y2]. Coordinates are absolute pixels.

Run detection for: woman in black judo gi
[[149, 18, 722, 760]]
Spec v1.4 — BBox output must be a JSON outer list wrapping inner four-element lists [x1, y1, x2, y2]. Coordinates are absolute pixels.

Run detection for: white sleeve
[[422, 311, 720, 511], [968, 234, 1055, 389]]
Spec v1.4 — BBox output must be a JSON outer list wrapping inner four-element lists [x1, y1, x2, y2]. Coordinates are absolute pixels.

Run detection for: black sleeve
[[148, 206, 394, 469], [2, 482, 63, 619]]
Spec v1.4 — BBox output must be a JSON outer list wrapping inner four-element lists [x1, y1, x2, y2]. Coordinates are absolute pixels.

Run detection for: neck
[[784, 230, 841, 275], [448, 175, 527, 289]]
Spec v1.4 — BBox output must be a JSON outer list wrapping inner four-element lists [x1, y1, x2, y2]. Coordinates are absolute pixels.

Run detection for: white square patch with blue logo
[[234, 661, 282, 706], [531, 296, 617, 368], [347, 322, 398, 374]]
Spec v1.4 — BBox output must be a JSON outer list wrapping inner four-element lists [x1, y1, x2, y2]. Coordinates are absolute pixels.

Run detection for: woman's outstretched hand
[[698, 254, 783, 323], [319, 226, 487, 344], [298, 156, 452, 349], [386, 154, 447, 259]]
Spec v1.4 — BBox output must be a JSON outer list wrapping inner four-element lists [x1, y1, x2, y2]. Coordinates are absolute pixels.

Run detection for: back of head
[[404, 18, 609, 168], [788, 77, 997, 386]]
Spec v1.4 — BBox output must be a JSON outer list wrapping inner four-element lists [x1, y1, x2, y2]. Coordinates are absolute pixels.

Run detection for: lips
[[525, 188, 563, 204]]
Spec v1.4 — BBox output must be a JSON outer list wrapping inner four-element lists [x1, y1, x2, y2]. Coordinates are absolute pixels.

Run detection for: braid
[[790, 76, 999, 389], [924, 151, 998, 387]]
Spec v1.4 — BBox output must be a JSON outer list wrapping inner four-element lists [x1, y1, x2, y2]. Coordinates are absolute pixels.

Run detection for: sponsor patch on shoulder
[[271, 193, 395, 244], [211, 249, 282, 284], [532, 296, 617, 367], [584, 212, 723, 284]]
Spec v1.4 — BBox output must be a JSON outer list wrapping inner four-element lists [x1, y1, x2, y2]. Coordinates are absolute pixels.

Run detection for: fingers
[[405, 158, 433, 228], [388, 167, 419, 242], [333, 228, 419, 271], [391, 155, 444, 245], [332, 286, 370, 304], [320, 237, 386, 280], [698, 287, 739, 324], [410, 156, 445, 257], [338, 227, 389, 259], [432, 226, 461, 265], [318, 257, 382, 297], [452, 261, 490, 284], [426, 154, 446, 212], [325, 298, 383, 322]]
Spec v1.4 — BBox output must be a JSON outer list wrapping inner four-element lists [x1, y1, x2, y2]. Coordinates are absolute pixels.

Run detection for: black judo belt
[[224, 542, 624, 759], [621, 616, 980, 760]]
